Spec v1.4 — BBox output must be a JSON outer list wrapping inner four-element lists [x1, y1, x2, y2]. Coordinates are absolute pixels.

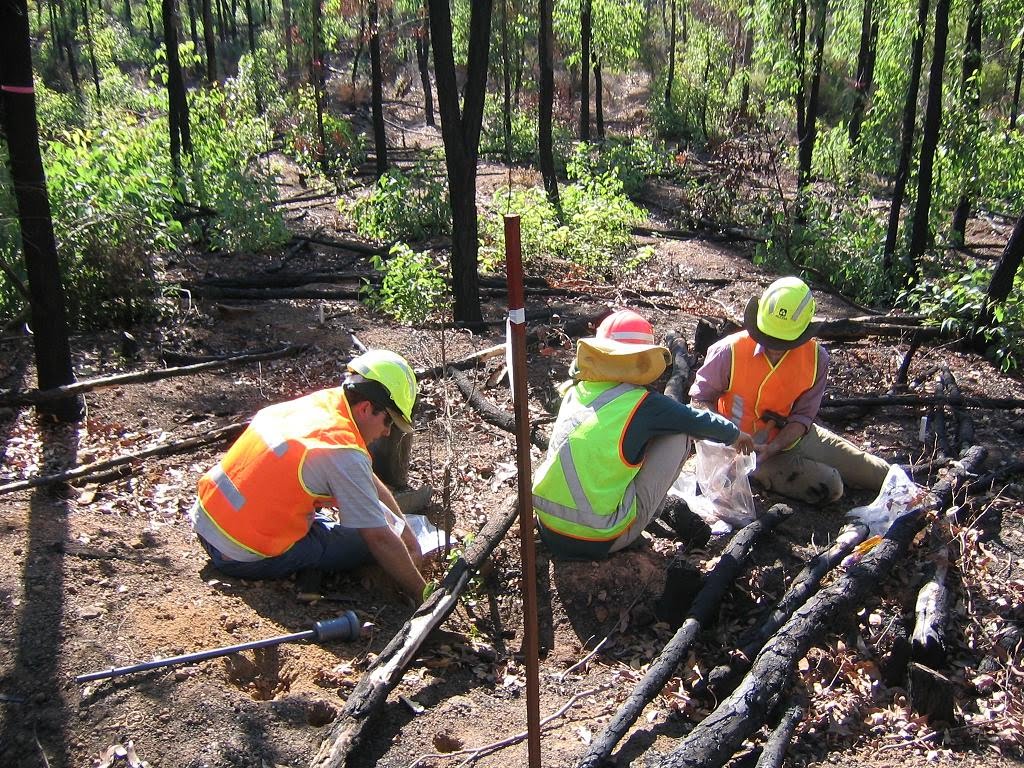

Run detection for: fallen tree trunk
[[708, 523, 869, 696], [911, 557, 950, 669], [449, 368, 549, 451], [415, 344, 506, 381], [310, 496, 519, 768], [187, 286, 363, 301], [0, 345, 307, 407], [653, 446, 987, 768], [753, 698, 805, 768], [576, 503, 795, 768], [293, 234, 387, 256], [820, 394, 1024, 410], [814, 318, 940, 342], [0, 423, 245, 496]]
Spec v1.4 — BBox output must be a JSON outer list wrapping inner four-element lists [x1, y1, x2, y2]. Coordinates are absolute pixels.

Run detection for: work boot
[[659, 497, 712, 549]]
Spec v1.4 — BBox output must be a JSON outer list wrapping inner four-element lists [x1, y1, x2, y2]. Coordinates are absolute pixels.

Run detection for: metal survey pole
[[503, 214, 541, 767]]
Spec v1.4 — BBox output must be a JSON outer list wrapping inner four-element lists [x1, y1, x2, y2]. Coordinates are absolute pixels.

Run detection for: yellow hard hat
[[743, 277, 817, 350], [346, 350, 417, 433]]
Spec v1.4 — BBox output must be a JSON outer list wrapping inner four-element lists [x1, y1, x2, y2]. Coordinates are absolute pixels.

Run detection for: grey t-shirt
[[300, 445, 393, 528]]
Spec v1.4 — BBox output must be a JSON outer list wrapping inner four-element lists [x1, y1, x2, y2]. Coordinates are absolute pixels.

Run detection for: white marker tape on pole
[[919, 416, 928, 442]]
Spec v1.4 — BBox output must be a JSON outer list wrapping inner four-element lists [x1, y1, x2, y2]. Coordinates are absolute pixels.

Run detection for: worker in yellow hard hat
[[690, 277, 890, 504], [189, 349, 427, 602]]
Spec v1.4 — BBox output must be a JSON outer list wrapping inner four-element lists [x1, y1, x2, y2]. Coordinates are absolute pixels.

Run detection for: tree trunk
[[579, 0, 592, 140], [791, 0, 807, 141], [594, 58, 604, 138], [185, 0, 199, 50], [369, 0, 388, 177], [202, 0, 217, 83], [215, 0, 225, 43], [351, 11, 365, 89], [281, 0, 292, 83], [796, 0, 825, 191], [162, 0, 192, 181], [1011, 33, 1023, 131], [501, 0, 513, 157], [538, 0, 559, 206], [80, 0, 102, 100], [665, 0, 676, 109], [971, 214, 1024, 352], [0, 0, 83, 422], [59, 0, 82, 100], [848, 0, 877, 146], [427, 0, 492, 324], [123, 0, 134, 32], [738, 0, 755, 118], [950, 0, 982, 244], [905, 0, 950, 286], [310, 0, 327, 173], [243, 0, 263, 112], [416, 3, 434, 127], [882, 0, 930, 274]]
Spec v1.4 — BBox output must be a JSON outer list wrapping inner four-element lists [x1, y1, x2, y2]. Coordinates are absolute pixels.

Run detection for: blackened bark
[[500, 0, 512, 157], [369, 0, 388, 177], [0, 0, 82, 421], [594, 58, 604, 138], [848, 0, 877, 146], [797, 0, 825, 190], [1011, 37, 1023, 131], [243, 0, 263, 112], [281, 0, 292, 82], [202, 0, 217, 83], [577, 505, 795, 768], [950, 0, 982, 242], [791, 0, 807, 140], [665, 0, 676, 109], [538, 0, 559, 206], [971, 214, 1024, 352], [80, 0, 101, 99], [656, 447, 986, 768], [882, 0, 930, 273], [185, 0, 199, 49], [162, 0, 192, 180], [310, 0, 326, 172], [124, 0, 134, 32], [416, 3, 434, 127], [351, 11, 365, 88], [428, 0, 492, 323], [739, 0, 754, 117], [906, 0, 950, 286], [580, 0, 591, 140]]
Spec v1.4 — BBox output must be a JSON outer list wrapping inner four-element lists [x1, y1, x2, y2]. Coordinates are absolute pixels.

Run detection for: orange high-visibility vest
[[196, 388, 368, 557], [718, 332, 818, 442]]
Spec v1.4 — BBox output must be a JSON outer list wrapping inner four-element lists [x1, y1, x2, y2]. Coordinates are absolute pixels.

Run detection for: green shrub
[[902, 267, 1024, 371], [482, 173, 647, 274], [284, 85, 365, 178], [347, 165, 450, 243], [480, 97, 539, 163], [566, 138, 669, 197], [364, 243, 450, 325]]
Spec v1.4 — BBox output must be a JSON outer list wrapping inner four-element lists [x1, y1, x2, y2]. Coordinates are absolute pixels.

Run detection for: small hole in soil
[[223, 648, 294, 701], [306, 699, 338, 727]]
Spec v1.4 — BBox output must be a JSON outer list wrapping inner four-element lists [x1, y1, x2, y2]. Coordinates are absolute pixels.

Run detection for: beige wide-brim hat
[[574, 337, 671, 385], [742, 296, 819, 351]]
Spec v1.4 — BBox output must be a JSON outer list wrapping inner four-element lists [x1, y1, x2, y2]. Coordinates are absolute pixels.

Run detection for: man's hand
[[733, 431, 755, 455]]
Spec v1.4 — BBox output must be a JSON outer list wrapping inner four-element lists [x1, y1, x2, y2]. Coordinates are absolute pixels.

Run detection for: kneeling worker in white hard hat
[[189, 349, 426, 602], [533, 309, 754, 560], [690, 277, 890, 504]]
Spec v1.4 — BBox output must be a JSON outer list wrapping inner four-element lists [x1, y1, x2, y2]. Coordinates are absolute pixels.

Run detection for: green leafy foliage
[[482, 173, 647, 275], [566, 138, 669, 197], [903, 268, 1024, 371], [284, 85, 365, 178], [347, 165, 450, 243], [364, 243, 450, 325], [480, 96, 539, 163]]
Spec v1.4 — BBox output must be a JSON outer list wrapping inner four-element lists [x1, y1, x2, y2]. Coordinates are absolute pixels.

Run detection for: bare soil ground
[[2, 75, 1023, 768]]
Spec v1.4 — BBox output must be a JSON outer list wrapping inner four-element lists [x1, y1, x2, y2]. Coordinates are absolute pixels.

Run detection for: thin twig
[[559, 635, 611, 681]]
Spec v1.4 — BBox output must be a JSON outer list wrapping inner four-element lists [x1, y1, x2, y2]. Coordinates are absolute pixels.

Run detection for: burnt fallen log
[[0, 423, 245, 496], [449, 368, 549, 451], [576, 503, 795, 768], [820, 394, 1024, 410], [753, 698, 805, 768], [653, 446, 987, 768], [911, 557, 950, 670], [707, 523, 869, 696], [310, 496, 519, 768], [0, 345, 307, 407]]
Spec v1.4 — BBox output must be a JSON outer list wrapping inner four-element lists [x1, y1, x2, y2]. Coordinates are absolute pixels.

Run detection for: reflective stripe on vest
[[196, 388, 368, 558], [718, 332, 818, 441], [533, 381, 647, 541]]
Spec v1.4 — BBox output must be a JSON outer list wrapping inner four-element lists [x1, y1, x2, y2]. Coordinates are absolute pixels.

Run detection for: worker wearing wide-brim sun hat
[[689, 276, 891, 504], [533, 309, 753, 560]]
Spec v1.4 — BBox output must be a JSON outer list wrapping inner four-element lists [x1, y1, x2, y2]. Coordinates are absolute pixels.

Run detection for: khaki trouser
[[752, 423, 889, 505]]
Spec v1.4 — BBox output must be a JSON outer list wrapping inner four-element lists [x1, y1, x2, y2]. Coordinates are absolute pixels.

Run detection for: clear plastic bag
[[669, 440, 757, 530], [847, 464, 928, 537]]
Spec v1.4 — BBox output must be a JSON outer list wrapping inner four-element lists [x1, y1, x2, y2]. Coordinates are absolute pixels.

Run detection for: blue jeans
[[200, 510, 373, 580]]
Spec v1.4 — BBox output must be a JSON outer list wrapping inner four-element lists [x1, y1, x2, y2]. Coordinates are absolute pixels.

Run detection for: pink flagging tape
[[1, 84, 35, 94]]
